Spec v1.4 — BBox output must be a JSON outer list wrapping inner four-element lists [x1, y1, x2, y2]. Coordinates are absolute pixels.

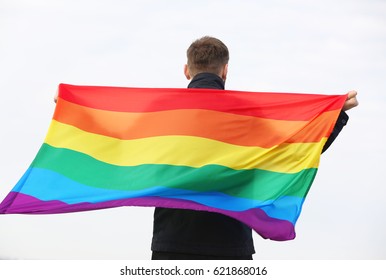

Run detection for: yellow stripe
[[45, 120, 326, 173]]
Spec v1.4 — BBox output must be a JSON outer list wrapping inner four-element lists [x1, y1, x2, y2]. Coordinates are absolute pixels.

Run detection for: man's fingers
[[343, 90, 359, 111], [347, 90, 358, 99]]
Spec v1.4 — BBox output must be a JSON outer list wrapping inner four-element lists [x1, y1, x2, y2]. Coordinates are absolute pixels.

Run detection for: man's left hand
[[343, 90, 359, 111]]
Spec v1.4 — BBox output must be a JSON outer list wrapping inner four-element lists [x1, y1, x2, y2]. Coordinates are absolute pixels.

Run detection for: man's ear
[[221, 64, 228, 81], [184, 64, 191, 80]]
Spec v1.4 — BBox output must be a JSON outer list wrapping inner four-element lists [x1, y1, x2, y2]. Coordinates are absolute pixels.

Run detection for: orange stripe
[[54, 98, 340, 147]]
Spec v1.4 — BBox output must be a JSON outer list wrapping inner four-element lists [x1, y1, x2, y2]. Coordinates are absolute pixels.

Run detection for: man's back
[[151, 72, 255, 260]]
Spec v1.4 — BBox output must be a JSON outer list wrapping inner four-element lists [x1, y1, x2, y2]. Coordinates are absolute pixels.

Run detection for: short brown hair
[[186, 36, 229, 77]]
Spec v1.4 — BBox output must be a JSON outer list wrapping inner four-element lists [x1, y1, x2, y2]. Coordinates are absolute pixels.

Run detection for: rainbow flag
[[0, 84, 347, 241]]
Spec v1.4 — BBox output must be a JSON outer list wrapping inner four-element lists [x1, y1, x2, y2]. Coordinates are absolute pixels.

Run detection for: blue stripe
[[15, 167, 304, 223]]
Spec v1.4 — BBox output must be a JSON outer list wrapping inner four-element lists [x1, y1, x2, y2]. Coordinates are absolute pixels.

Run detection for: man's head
[[184, 36, 229, 81]]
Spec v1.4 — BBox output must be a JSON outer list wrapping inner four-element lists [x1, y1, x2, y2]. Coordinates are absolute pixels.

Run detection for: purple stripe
[[0, 192, 295, 241]]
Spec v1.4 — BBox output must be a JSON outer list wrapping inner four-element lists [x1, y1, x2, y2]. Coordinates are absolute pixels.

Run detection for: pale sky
[[0, 0, 385, 260]]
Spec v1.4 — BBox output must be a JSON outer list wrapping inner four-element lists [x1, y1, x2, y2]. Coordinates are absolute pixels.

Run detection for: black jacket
[[151, 73, 348, 257]]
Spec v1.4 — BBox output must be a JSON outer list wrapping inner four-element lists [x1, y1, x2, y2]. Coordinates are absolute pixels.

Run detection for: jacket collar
[[187, 72, 225, 90]]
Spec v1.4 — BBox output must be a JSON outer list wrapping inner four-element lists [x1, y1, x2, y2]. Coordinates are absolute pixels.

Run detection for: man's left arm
[[322, 90, 359, 153]]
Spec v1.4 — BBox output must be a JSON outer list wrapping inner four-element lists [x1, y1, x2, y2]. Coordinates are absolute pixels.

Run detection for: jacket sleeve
[[322, 111, 349, 153]]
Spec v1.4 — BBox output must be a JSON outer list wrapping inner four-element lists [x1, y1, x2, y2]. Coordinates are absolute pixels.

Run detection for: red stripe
[[58, 83, 347, 121]]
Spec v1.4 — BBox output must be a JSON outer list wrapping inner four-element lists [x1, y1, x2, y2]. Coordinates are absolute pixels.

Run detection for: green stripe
[[31, 144, 317, 200]]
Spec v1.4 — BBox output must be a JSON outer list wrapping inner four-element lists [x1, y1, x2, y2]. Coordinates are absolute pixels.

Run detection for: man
[[151, 36, 358, 260]]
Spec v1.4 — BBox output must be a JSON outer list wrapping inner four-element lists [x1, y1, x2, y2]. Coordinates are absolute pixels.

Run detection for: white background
[[0, 0, 385, 260]]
